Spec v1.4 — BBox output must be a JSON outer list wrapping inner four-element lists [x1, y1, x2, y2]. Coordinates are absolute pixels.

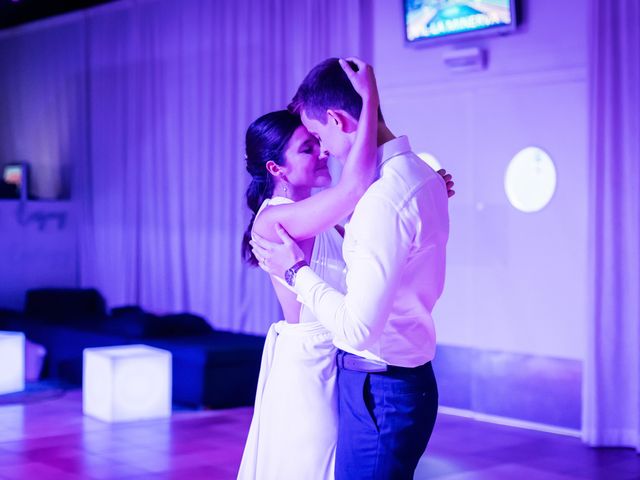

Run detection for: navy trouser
[[334, 352, 438, 480]]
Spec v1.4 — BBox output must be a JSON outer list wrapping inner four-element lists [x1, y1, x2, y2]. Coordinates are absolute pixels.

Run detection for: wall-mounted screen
[[3, 164, 25, 187], [1, 163, 28, 200], [404, 0, 517, 45]]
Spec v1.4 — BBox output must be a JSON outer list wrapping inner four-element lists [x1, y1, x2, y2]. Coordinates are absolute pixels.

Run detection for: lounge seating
[[1, 288, 265, 408]]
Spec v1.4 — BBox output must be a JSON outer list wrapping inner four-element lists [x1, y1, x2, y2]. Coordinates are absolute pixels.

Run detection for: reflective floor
[[0, 386, 638, 479]]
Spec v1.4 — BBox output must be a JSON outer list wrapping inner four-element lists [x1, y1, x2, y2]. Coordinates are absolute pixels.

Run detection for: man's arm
[[254, 195, 412, 350]]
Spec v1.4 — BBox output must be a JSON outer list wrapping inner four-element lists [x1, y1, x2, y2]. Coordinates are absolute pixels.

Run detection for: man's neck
[[376, 122, 395, 147]]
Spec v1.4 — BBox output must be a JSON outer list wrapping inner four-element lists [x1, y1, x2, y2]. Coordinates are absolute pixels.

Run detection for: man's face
[[301, 109, 351, 162]]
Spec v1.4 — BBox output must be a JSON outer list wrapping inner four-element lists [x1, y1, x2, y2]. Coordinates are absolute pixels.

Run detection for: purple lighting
[[0, 0, 638, 478]]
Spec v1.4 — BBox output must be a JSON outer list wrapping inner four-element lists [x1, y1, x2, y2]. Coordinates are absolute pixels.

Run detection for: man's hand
[[437, 169, 455, 198], [251, 224, 305, 280]]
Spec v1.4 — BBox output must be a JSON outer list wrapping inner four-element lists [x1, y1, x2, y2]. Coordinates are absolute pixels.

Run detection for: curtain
[[0, 0, 366, 334], [0, 15, 87, 199], [582, 0, 640, 451]]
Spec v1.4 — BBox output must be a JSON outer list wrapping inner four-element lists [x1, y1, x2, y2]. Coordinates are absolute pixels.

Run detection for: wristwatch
[[285, 260, 308, 287]]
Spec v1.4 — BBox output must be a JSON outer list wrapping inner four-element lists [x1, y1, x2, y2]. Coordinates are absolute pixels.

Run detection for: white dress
[[237, 197, 346, 480]]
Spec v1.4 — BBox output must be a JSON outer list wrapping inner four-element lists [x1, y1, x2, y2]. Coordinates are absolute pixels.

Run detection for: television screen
[[3, 164, 24, 186], [1, 163, 28, 200], [404, 0, 517, 44]]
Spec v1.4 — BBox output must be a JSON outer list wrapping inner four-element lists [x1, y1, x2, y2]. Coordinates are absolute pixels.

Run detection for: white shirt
[[294, 136, 450, 368]]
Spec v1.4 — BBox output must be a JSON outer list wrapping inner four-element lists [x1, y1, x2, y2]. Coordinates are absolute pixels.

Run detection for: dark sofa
[[0, 288, 266, 409]]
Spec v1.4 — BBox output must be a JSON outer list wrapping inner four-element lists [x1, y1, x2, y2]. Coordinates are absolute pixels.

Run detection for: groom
[[253, 58, 450, 479]]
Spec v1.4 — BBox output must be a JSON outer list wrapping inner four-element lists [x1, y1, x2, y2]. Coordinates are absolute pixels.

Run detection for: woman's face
[[282, 125, 331, 191]]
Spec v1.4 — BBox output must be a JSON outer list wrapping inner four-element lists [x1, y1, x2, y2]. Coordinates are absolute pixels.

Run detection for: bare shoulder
[[252, 204, 280, 242]]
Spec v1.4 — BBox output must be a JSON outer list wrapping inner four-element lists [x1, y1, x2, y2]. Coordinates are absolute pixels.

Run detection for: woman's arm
[[254, 58, 379, 242]]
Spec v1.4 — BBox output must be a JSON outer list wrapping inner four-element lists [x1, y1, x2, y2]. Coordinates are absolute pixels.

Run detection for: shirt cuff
[[294, 265, 323, 306]]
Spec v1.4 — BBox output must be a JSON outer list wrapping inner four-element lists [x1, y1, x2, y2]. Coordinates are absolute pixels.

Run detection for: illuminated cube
[[83, 344, 172, 422], [0, 331, 25, 395]]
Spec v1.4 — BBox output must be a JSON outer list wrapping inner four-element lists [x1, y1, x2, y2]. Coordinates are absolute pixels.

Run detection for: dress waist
[[274, 320, 332, 337]]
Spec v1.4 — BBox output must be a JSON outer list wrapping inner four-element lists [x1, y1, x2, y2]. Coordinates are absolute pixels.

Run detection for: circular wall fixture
[[417, 152, 442, 172], [504, 147, 557, 213]]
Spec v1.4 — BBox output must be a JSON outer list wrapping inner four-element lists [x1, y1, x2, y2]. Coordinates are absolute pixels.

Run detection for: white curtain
[[0, 15, 87, 199], [0, 0, 366, 334], [582, 0, 640, 451]]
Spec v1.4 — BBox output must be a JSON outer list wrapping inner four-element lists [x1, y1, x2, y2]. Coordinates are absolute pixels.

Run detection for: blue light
[[442, 6, 462, 18]]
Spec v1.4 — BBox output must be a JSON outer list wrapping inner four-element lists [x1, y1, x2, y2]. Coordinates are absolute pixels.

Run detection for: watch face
[[285, 269, 294, 287]]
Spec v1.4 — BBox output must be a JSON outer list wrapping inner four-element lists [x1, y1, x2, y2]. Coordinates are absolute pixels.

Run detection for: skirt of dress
[[237, 320, 338, 480]]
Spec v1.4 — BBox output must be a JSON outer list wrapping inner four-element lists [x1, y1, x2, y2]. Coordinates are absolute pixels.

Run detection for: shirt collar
[[378, 135, 411, 166]]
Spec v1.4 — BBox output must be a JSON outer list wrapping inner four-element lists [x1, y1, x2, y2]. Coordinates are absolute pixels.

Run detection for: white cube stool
[[0, 331, 25, 395], [83, 344, 172, 422]]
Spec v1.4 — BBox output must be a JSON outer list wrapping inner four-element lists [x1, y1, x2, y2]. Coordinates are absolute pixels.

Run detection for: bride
[[237, 59, 451, 479]]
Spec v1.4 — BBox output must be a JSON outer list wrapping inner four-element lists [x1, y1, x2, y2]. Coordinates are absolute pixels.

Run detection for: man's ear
[[327, 109, 356, 133], [265, 160, 287, 178]]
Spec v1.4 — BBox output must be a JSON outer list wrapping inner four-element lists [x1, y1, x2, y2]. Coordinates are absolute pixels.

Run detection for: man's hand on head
[[251, 224, 305, 280], [437, 169, 455, 198]]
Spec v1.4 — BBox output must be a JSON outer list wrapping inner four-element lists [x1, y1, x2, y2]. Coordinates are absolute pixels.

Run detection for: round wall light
[[504, 147, 557, 213], [417, 152, 442, 172]]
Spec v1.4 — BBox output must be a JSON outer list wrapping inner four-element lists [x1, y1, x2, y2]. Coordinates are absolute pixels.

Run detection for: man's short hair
[[289, 57, 382, 124]]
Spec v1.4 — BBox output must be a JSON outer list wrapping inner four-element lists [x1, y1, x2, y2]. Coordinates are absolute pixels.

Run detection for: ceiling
[[0, 0, 118, 30]]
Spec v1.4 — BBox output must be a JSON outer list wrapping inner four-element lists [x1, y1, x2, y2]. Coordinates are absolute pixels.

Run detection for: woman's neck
[[272, 184, 311, 202]]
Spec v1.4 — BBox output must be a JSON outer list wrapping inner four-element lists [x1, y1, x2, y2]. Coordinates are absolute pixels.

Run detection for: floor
[[0, 386, 638, 479]]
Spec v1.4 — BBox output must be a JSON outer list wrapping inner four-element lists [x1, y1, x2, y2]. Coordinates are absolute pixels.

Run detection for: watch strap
[[285, 260, 308, 287]]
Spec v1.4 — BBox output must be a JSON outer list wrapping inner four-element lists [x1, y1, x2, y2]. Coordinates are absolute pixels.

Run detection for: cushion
[[24, 288, 107, 326], [103, 306, 151, 338], [106, 306, 213, 338], [151, 313, 214, 337]]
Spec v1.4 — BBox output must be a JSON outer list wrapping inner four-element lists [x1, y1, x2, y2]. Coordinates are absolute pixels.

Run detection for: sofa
[[0, 288, 266, 409]]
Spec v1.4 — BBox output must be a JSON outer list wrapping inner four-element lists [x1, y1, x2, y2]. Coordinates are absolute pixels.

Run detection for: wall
[[0, 14, 84, 310], [371, 0, 588, 429], [0, 201, 77, 310]]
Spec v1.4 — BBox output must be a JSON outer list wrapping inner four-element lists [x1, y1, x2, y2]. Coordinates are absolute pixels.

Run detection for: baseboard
[[433, 345, 582, 430], [439, 405, 581, 437]]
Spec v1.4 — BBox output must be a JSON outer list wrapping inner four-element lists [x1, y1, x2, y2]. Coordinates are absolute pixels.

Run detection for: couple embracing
[[237, 57, 452, 480]]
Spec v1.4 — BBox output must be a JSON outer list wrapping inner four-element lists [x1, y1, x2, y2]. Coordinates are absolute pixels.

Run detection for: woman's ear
[[265, 160, 286, 178]]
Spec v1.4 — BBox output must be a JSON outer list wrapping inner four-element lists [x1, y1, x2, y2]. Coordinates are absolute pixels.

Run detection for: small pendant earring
[[283, 184, 289, 198]]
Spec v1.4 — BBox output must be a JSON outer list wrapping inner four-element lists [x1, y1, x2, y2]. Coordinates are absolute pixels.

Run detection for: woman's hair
[[242, 110, 301, 266]]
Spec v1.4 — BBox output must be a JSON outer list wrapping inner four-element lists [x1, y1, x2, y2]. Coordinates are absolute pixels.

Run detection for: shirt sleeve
[[294, 195, 413, 350]]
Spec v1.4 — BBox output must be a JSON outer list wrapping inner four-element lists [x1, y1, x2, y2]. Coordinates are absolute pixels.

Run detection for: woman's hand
[[437, 169, 456, 198], [339, 57, 379, 107]]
